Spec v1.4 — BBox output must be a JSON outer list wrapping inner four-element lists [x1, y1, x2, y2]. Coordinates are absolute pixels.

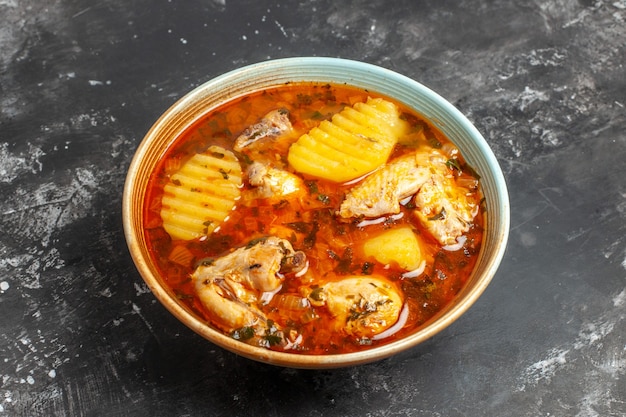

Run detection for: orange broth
[[143, 83, 484, 354]]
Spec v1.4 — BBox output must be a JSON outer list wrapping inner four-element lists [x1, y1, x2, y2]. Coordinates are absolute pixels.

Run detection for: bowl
[[123, 57, 510, 369]]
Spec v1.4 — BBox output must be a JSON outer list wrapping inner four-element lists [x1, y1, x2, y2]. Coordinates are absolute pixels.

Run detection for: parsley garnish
[[446, 158, 462, 172], [428, 208, 447, 221], [232, 326, 255, 341]]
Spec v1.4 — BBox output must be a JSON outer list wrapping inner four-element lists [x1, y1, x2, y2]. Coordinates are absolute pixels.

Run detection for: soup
[[143, 83, 484, 355]]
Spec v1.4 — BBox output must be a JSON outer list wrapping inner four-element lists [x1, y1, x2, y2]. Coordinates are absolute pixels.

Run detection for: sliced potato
[[287, 97, 408, 182], [362, 226, 422, 271], [160, 146, 242, 240]]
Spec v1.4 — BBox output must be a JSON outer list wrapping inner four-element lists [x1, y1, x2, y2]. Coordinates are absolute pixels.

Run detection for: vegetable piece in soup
[[143, 83, 484, 354]]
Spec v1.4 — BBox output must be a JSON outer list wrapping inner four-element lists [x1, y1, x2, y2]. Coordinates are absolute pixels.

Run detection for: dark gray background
[[1, 0, 624, 416]]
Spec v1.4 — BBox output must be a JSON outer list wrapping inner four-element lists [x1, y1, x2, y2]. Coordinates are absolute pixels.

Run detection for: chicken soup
[[143, 83, 484, 354]]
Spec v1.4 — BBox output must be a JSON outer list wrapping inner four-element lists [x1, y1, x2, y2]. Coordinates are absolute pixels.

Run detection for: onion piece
[[283, 333, 303, 350], [371, 302, 409, 341], [402, 260, 426, 278], [260, 284, 283, 305], [356, 212, 404, 228], [357, 217, 386, 227], [442, 235, 467, 251]]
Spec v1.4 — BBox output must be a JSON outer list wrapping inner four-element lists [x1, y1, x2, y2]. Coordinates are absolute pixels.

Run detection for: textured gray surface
[[1, 0, 625, 416]]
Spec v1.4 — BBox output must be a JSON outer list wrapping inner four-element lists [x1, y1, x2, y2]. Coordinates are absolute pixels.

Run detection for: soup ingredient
[[339, 147, 480, 246], [410, 148, 480, 246], [338, 151, 431, 218], [362, 226, 422, 271], [246, 161, 305, 201], [413, 172, 479, 246], [192, 236, 307, 338], [233, 108, 294, 151], [305, 276, 404, 339], [160, 145, 242, 240], [287, 97, 408, 182]]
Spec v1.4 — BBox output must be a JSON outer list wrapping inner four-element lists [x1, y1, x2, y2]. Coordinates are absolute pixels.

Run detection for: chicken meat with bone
[[338, 148, 479, 246], [192, 236, 306, 346], [306, 276, 404, 339]]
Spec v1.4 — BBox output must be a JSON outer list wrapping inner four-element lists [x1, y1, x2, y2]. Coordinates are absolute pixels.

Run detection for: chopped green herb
[[273, 199, 289, 210], [245, 236, 268, 248], [361, 262, 374, 275], [305, 180, 319, 194], [284, 221, 312, 234], [464, 164, 481, 180], [309, 287, 324, 302], [264, 333, 283, 346], [334, 247, 354, 274], [446, 158, 462, 172], [196, 257, 215, 267], [317, 194, 331, 205], [427, 135, 442, 149], [232, 326, 255, 341], [428, 208, 447, 221], [218, 168, 229, 179], [310, 110, 324, 120], [297, 94, 313, 105]]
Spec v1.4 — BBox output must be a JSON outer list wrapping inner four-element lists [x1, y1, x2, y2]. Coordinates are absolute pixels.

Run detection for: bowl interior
[[123, 57, 510, 368]]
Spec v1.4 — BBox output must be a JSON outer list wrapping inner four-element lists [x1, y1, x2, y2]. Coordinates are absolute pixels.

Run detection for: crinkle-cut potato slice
[[160, 146, 242, 240], [287, 97, 408, 182]]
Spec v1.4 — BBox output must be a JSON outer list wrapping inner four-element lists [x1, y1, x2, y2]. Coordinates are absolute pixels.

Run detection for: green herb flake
[[309, 287, 324, 302], [305, 180, 319, 194], [196, 257, 215, 267], [317, 194, 331, 205], [427, 135, 442, 149], [264, 333, 283, 346], [284, 221, 312, 234], [428, 208, 447, 221], [465, 164, 481, 180], [231, 326, 255, 341], [310, 110, 324, 120], [446, 158, 462, 172], [297, 94, 313, 105]]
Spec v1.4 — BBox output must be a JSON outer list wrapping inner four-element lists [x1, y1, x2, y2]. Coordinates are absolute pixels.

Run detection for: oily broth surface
[[143, 83, 484, 354]]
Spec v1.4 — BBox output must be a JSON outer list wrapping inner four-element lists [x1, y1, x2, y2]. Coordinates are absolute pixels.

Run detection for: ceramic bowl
[[123, 57, 510, 369]]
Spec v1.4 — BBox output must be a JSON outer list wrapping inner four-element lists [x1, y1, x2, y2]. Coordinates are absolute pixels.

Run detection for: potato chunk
[[362, 226, 422, 271]]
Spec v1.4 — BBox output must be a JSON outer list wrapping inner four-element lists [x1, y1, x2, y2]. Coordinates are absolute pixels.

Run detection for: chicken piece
[[339, 148, 479, 246], [246, 161, 304, 200], [192, 236, 307, 337], [233, 109, 294, 152], [338, 151, 441, 219], [306, 276, 404, 339], [412, 172, 479, 246]]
